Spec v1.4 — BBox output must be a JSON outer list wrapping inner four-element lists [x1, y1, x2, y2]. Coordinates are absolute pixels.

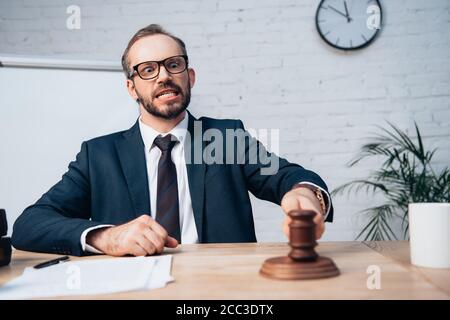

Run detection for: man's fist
[[281, 186, 325, 240], [86, 215, 178, 256]]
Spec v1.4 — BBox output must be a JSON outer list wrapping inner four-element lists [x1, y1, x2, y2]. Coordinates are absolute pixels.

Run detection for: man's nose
[[156, 64, 172, 83]]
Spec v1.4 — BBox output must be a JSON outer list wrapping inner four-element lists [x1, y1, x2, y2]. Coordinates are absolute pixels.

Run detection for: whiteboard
[[0, 65, 139, 235]]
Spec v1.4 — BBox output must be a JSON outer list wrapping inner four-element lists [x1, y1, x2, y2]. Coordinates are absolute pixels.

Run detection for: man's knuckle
[[147, 244, 156, 255], [159, 229, 168, 238], [138, 215, 151, 223], [137, 222, 147, 231]]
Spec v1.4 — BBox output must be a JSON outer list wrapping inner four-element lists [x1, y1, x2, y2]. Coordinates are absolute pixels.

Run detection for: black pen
[[33, 255, 70, 269]]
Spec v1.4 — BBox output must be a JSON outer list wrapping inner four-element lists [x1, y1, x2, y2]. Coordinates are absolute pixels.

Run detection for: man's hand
[[86, 215, 179, 256], [281, 186, 325, 240]]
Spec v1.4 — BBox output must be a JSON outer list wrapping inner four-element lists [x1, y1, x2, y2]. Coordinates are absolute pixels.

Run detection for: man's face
[[126, 34, 195, 119]]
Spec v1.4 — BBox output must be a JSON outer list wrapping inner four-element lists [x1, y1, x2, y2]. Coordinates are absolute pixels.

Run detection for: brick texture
[[0, 0, 449, 241]]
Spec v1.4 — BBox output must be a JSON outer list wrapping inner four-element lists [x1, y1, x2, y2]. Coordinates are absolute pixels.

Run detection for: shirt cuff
[[80, 224, 114, 254], [295, 181, 331, 221]]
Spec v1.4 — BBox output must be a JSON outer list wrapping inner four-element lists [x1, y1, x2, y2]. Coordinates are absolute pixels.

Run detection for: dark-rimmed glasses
[[129, 55, 188, 80]]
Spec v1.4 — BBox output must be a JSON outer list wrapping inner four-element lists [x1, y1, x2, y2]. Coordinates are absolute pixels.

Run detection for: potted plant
[[332, 122, 450, 241]]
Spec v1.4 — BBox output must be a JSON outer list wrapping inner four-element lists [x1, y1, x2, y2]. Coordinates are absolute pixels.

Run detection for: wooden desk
[[0, 241, 449, 299]]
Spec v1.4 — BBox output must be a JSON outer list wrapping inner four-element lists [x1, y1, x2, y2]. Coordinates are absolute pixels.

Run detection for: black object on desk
[[33, 255, 70, 269], [0, 209, 11, 267]]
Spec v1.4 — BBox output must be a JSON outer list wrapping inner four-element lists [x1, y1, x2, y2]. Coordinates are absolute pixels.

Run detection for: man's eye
[[168, 62, 179, 69], [143, 66, 155, 73]]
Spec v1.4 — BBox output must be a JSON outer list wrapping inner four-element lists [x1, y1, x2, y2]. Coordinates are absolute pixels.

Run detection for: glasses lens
[[137, 61, 159, 79], [164, 56, 187, 74]]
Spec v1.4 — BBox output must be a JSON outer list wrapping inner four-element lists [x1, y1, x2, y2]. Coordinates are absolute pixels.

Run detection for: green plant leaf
[[332, 121, 447, 241]]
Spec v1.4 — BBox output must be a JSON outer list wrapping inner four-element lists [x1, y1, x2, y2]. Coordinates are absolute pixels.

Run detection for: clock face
[[316, 0, 382, 50]]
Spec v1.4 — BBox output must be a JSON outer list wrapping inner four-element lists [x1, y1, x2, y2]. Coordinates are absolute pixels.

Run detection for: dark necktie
[[153, 134, 181, 243]]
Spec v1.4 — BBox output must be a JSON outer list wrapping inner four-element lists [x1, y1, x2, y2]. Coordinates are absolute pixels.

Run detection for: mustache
[[153, 81, 183, 98]]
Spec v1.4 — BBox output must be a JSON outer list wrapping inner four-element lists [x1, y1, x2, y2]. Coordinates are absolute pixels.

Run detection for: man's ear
[[126, 78, 139, 101], [188, 68, 196, 89]]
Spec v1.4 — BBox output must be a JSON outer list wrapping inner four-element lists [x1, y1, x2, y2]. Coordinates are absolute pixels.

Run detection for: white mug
[[408, 203, 450, 269]]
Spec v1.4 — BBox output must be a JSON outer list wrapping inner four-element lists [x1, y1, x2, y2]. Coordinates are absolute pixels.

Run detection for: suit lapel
[[115, 114, 206, 242], [185, 112, 206, 242], [115, 121, 151, 218]]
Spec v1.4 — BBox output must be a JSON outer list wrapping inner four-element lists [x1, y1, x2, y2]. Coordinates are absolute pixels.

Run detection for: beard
[[136, 80, 191, 120]]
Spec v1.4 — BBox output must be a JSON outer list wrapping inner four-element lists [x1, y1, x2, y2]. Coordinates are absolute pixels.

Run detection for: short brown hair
[[121, 24, 188, 78]]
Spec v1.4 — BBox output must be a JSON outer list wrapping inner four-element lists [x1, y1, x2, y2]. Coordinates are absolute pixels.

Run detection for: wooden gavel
[[260, 209, 339, 280]]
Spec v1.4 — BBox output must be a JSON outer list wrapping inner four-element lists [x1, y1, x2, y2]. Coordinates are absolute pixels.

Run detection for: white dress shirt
[[139, 113, 199, 244], [81, 113, 198, 253], [80, 114, 330, 253]]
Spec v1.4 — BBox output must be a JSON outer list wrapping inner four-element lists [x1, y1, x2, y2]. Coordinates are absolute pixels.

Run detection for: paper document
[[0, 254, 173, 299]]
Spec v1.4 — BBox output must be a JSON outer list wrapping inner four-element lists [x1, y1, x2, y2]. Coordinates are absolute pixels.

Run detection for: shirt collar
[[138, 112, 189, 150]]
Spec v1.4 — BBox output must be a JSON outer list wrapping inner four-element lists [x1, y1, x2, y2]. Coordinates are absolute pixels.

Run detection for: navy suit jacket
[[12, 112, 333, 256]]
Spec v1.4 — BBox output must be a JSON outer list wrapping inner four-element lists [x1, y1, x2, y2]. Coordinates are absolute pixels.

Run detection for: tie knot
[[153, 134, 178, 152]]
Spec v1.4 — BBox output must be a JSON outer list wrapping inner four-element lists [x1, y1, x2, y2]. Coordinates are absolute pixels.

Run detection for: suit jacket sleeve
[[11, 142, 106, 256], [236, 120, 334, 222]]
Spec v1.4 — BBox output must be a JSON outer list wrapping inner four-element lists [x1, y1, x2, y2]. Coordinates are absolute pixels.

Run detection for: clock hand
[[327, 5, 348, 19], [343, 1, 352, 22]]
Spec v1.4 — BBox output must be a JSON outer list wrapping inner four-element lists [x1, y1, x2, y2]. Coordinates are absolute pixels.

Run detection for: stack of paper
[[0, 255, 173, 299]]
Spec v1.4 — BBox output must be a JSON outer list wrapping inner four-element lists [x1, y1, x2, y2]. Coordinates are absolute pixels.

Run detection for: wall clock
[[315, 0, 382, 50]]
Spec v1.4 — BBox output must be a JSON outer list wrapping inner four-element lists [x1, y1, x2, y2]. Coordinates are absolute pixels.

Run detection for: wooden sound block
[[260, 209, 340, 280], [260, 256, 340, 280]]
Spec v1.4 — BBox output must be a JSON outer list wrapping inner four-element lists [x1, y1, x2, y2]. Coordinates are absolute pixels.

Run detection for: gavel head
[[288, 210, 319, 262]]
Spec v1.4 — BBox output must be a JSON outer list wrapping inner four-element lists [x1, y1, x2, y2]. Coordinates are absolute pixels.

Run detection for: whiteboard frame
[[0, 54, 122, 72]]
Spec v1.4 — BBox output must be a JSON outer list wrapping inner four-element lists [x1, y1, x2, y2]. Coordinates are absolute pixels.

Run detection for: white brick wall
[[1, 0, 449, 241]]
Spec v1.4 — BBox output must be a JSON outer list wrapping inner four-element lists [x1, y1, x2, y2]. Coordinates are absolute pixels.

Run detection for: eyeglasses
[[130, 55, 188, 80]]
